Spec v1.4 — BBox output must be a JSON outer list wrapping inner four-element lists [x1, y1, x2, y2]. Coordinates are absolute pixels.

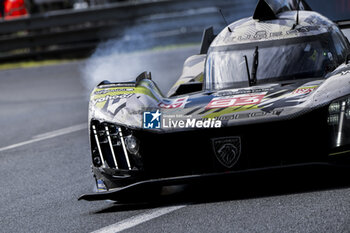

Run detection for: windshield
[[206, 34, 338, 90]]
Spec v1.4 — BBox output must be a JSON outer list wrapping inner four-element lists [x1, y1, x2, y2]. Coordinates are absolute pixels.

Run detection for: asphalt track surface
[[1, 45, 350, 233]]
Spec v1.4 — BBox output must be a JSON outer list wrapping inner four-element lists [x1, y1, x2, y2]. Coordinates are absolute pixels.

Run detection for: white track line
[[0, 123, 86, 152], [92, 205, 186, 233]]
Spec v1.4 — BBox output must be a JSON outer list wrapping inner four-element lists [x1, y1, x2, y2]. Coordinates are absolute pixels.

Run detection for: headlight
[[327, 114, 339, 125], [328, 102, 341, 114], [125, 135, 140, 155], [90, 120, 143, 170], [328, 96, 350, 148]]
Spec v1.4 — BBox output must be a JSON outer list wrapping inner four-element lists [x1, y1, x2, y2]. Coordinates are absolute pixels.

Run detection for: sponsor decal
[[96, 179, 107, 192], [93, 94, 134, 104], [231, 26, 319, 43], [341, 70, 350, 76], [217, 109, 283, 121], [212, 137, 241, 168], [143, 110, 161, 129], [214, 88, 271, 97], [292, 86, 317, 95], [94, 88, 134, 95], [159, 97, 189, 109], [206, 93, 266, 109]]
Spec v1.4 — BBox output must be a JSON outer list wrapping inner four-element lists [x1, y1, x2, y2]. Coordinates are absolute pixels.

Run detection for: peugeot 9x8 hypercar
[[79, 0, 350, 201]]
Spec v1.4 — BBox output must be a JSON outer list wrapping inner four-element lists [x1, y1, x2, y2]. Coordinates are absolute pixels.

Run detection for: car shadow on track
[[94, 165, 350, 214]]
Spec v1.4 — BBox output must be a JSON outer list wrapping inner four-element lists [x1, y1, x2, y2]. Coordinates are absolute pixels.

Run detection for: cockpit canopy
[[205, 12, 350, 90]]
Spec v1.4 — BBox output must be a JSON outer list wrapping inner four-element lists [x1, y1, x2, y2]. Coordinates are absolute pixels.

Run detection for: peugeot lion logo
[[212, 137, 241, 168]]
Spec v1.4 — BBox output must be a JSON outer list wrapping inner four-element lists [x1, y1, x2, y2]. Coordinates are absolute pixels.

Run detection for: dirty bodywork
[[80, 0, 350, 201]]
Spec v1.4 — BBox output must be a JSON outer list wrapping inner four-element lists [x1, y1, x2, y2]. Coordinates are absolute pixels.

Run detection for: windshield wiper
[[243, 55, 251, 86], [243, 46, 259, 87], [251, 46, 259, 86]]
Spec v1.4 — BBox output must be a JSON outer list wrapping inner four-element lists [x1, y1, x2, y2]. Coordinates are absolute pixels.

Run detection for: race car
[[79, 0, 350, 201]]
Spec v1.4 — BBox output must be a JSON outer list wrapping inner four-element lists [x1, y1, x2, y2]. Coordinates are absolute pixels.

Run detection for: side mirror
[[136, 71, 152, 83], [173, 82, 203, 96]]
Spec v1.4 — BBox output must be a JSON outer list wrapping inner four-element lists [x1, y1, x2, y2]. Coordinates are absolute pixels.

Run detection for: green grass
[[151, 42, 200, 51], [0, 59, 78, 70], [0, 43, 200, 71]]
